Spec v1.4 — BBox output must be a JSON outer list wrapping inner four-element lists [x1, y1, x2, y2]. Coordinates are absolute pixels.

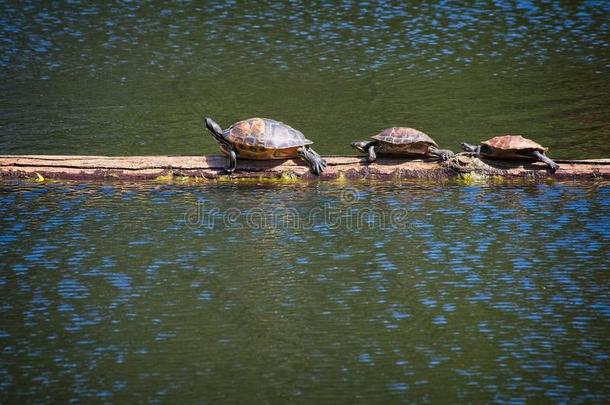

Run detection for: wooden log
[[0, 155, 609, 181]]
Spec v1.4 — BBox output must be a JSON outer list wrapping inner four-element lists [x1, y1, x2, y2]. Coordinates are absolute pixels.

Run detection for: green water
[[1, 1, 609, 158], [1, 1, 610, 403]]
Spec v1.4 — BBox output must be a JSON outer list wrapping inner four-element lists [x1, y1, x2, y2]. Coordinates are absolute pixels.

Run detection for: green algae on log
[[0, 155, 609, 181]]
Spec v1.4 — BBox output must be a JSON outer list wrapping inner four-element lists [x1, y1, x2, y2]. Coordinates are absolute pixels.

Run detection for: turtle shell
[[372, 127, 438, 156], [225, 118, 313, 159], [481, 135, 547, 158]]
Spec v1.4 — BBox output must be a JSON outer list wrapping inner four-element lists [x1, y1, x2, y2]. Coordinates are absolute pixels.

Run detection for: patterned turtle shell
[[481, 135, 548, 158], [372, 127, 438, 156], [224, 118, 313, 159]]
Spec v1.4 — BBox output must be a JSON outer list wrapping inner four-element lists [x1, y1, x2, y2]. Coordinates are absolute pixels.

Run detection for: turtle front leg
[[460, 143, 480, 155], [532, 150, 559, 174], [226, 148, 237, 174], [367, 144, 377, 162], [428, 146, 454, 161], [297, 146, 327, 175]]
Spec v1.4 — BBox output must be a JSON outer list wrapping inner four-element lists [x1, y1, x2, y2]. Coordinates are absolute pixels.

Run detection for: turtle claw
[[310, 157, 327, 175]]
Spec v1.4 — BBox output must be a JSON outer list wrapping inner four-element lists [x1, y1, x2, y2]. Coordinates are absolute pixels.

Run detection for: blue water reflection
[[0, 180, 607, 401], [1, 1, 608, 77]]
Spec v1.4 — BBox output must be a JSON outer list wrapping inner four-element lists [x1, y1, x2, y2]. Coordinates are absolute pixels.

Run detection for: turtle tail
[[298, 146, 327, 175]]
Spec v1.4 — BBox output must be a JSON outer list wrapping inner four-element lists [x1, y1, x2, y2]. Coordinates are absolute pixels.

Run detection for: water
[[1, 1, 610, 402], [1, 1, 609, 157], [0, 180, 609, 402]]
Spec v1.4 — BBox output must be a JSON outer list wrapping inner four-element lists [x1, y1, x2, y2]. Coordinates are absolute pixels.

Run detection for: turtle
[[351, 127, 454, 162], [204, 117, 327, 175], [461, 135, 559, 173]]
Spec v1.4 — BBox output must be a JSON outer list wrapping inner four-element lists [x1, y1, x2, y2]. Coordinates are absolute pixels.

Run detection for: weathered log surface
[[0, 155, 609, 181]]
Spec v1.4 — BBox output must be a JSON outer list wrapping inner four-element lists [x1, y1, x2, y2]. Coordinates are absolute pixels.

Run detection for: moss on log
[[0, 155, 609, 182]]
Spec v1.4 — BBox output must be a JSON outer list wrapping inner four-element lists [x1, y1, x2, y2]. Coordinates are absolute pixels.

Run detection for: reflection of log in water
[[0, 155, 609, 181]]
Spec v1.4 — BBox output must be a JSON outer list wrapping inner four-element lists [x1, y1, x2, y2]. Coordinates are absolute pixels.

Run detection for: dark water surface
[[1, 1, 610, 403], [1, 0, 609, 157], [0, 180, 609, 402]]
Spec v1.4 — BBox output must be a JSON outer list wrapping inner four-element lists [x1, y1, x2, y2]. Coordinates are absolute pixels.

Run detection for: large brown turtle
[[351, 127, 454, 162], [204, 117, 327, 175], [461, 135, 559, 173]]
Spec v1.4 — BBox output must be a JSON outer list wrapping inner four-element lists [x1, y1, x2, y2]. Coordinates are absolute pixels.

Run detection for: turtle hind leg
[[297, 146, 327, 175], [532, 150, 559, 174], [428, 146, 454, 161]]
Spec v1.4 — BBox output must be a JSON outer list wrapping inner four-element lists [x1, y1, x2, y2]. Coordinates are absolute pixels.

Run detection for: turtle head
[[351, 141, 368, 153], [460, 142, 481, 154], [204, 117, 224, 141], [460, 142, 474, 152]]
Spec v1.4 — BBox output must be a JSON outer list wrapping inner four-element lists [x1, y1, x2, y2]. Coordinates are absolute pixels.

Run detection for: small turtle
[[204, 117, 327, 175], [351, 127, 454, 162], [461, 135, 559, 173]]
